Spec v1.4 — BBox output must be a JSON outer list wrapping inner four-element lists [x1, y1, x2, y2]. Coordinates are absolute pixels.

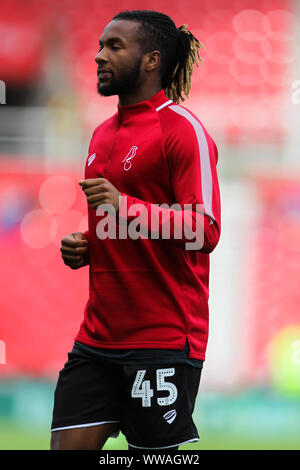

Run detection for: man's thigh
[[51, 422, 120, 450], [50, 348, 123, 449], [121, 363, 202, 450]]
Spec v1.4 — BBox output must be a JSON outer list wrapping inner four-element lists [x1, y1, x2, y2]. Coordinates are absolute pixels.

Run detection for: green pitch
[[0, 382, 299, 450], [0, 423, 299, 450]]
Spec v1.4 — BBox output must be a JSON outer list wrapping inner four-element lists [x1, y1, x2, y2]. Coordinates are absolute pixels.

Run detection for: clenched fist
[[60, 232, 89, 270], [79, 178, 121, 212]]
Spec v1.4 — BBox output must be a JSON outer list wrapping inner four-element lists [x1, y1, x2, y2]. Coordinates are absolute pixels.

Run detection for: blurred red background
[[0, 0, 299, 391]]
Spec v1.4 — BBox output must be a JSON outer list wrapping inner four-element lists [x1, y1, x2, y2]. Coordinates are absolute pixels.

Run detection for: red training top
[[75, 89, 221, 360]]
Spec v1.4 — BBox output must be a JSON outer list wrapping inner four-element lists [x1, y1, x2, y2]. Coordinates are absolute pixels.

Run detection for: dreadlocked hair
[[112, 10, 204, 104]]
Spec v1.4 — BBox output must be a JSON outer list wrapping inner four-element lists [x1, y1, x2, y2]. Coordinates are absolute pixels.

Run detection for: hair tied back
[[165, 24, 204, 103]]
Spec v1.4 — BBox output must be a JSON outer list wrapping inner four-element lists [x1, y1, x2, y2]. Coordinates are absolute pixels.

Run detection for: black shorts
[[51, 343, 202, 449]]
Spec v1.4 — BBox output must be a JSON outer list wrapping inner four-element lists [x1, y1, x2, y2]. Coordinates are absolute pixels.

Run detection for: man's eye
[[97, 44, 121, 52]]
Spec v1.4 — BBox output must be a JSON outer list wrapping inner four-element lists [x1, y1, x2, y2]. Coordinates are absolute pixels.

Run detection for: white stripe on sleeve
[[169, 105, 215, 223]]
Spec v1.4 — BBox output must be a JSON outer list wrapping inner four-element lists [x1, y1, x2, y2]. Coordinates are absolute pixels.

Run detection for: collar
[[117, 89, 172, 121]]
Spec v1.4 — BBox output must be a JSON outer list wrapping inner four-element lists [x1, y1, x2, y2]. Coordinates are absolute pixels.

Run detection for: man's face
[[96, 20, 144, 97]]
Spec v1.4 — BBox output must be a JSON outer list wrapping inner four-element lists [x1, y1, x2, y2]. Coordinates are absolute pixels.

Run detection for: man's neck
[[118, 84, 162, 106]]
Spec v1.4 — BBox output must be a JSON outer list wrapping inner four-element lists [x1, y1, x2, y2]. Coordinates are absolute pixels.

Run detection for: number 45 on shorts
[[131, 367, 178, 407]]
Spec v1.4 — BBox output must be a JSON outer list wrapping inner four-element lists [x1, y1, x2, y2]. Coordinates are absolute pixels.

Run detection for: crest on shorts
[[163, 409, 177, 424]]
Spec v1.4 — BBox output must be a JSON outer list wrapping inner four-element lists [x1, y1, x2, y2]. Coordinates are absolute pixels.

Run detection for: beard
[[97, 56, 143, 97]]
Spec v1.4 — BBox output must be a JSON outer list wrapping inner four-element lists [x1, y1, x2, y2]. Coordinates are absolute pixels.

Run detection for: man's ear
[[144, 50, 160, 72]]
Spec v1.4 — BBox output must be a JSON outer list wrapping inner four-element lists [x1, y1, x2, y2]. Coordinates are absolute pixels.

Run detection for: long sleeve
[[83, 230, 89, 242], [117, 111, 221, 252]]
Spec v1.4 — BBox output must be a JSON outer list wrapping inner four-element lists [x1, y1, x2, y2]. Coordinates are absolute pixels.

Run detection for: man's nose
[[95, 48, 108, 64]]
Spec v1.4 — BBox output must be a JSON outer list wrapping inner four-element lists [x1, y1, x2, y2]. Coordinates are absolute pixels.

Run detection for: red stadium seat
[[56, 0, 294, 141]]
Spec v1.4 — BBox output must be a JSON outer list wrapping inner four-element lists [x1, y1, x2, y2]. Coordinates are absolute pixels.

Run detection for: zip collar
[[117, 89, 173, 122]]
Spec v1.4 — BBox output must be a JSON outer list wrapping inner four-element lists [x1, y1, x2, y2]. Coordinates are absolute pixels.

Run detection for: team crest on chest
[[122, 146, 138, 171]]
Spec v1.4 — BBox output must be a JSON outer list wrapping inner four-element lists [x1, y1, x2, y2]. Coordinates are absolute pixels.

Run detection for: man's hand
[[60, 232, 89, 270], [79, 178, 121, 212]]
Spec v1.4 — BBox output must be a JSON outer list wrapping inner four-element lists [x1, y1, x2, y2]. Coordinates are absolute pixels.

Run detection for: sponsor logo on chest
[[87, 152, 96, 166]]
